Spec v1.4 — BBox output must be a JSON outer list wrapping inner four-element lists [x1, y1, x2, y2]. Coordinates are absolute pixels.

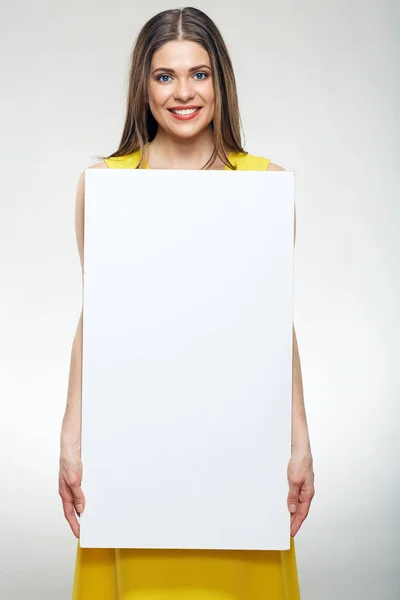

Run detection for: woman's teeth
[[171, 108, 199, 115]]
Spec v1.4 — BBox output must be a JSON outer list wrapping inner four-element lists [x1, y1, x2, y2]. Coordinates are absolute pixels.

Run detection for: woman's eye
[[157, 72, 209, 83]]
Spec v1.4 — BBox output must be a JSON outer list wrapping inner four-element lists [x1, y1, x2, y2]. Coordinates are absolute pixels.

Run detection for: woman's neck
[[145, 130, 226, 170]]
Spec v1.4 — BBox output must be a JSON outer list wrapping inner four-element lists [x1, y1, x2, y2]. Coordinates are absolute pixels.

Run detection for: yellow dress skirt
[[72, 537, 300, 599], [72, 149, 301, 599]]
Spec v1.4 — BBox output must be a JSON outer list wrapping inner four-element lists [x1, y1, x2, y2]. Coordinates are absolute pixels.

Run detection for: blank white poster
[[80, 168, 294, 550]]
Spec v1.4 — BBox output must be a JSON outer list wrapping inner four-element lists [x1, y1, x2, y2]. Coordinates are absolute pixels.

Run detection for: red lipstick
[[168, 106, 202, 121]]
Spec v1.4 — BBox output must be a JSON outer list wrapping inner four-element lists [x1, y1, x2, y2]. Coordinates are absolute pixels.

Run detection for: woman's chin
[[166, 125, 206, 140], [166, 120, 213, 138]]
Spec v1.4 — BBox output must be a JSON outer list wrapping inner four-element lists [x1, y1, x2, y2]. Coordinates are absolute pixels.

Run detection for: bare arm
[[60, 168, 85, 455], [60, 162, 108, 451], [60, 311, 83, 451], [267, 162, 311, 451], [292, 325, 311, 452], [291, 206, 311, 453], [267, 164, 314, 536], [59, 161, 107, 537]]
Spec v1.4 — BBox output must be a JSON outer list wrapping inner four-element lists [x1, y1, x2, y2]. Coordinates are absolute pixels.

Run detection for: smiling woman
[[59, 5, 314, 600], [94, 6, 250, 171]]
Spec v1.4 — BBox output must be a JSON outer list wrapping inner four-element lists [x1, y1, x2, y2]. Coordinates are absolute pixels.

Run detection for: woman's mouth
[[168, 107, 202, 121]]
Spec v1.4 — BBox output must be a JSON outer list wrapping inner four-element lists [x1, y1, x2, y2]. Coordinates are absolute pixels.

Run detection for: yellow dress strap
[[104, 150, 141, 169], [232, 151, 270, 171]]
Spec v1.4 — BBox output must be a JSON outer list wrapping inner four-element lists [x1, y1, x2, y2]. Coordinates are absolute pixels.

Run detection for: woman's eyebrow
[[151, 64, 212, 75]]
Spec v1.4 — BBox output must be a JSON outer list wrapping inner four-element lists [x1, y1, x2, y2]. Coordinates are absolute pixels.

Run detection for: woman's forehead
[[151, 40, 210, 69]]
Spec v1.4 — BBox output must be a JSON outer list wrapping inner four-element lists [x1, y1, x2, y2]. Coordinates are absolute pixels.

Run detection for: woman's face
[[147, 40, 215, 140]]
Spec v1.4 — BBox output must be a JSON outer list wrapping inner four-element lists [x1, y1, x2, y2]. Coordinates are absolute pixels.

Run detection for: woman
[[59, 7, 315, 599]]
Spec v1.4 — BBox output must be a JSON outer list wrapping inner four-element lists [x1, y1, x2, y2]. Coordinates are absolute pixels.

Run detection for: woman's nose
[[174, 79, 195, 101]]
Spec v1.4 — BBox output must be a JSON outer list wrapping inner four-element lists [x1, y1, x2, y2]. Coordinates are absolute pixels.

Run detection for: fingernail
[[289, 504, 296, 512], [77, 504, 84, 513]]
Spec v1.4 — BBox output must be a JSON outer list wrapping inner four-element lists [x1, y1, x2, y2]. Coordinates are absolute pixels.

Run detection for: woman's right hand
[[58, 447, 85, 538]]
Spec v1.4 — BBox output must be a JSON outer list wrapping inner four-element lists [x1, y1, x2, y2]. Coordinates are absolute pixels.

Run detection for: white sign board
[[80, 169, 294, 550]]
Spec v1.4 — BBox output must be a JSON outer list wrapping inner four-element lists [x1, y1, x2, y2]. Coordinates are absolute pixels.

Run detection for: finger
[[287, 481, 301, 513], [290, 498, 311, 537], [71, 483, 86, 515], [63, 498, 80, 538], [60, 486, 80, 538]]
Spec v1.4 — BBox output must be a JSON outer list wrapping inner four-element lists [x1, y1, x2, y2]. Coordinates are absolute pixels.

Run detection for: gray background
[[0, 0, 398, 598]]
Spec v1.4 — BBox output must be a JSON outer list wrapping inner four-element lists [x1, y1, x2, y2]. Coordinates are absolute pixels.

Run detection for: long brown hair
[[96, 7, 248, 170]]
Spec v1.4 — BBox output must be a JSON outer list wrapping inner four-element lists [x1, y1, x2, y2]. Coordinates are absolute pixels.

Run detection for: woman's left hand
[[287, 447, 315, 537]]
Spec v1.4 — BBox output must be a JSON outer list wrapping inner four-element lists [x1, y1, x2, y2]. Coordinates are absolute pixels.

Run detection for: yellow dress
[[72, 149, 301, 600]]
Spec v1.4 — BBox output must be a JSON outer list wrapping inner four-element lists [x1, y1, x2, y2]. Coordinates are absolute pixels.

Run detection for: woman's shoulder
[[266, 161, 285, 171], [86, 161, 109, 169]]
